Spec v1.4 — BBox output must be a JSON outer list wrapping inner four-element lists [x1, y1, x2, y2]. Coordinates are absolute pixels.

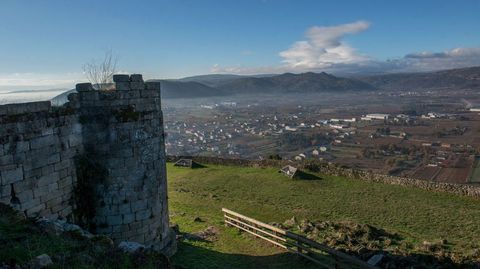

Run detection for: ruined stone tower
[[0, 73, 176, 256], [72, 74, 175, 253]]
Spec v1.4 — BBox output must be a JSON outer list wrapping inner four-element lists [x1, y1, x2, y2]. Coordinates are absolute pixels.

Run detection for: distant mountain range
[[177, 74, 245, 87], [155, 71, 375, 98], [358, 66, 480, 91], [51, 66, 480, 104]]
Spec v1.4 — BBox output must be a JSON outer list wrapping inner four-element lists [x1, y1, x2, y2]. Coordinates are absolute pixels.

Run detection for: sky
[[0, 0, 480, 91]]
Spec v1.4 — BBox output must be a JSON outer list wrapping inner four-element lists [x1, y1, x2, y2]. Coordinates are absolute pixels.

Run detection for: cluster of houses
[[421, 112, 450, 119], [164, 111, 399, 159], [424, 149, 473, 168], [164, 120, 241, 156], [200, 101, 238, 109], [292, 146, 332, 161], [164, 101, 473, 163]]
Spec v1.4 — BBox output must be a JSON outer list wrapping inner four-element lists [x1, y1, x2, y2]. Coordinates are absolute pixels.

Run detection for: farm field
[[167, 163, 480, 268], [468, 157, 480, 183]]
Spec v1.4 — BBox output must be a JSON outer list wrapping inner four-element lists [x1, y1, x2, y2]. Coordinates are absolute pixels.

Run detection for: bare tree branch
[[83, 50, 118, 90]]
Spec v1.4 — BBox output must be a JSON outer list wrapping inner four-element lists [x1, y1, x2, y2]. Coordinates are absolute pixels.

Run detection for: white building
[[329, 124, 347, 129], [363, 113, 389, 120], [344, 118, 357, 122]]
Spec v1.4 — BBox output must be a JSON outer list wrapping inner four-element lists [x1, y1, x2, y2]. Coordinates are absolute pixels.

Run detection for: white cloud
[[405, 47, 480, 59], [211, 21, 480, 75], [279, 20, 370, 69], [0, 69, 129, 91], [0, 72, 83, 91], [0, 73, 84, 104], [211, 21, 372, 74], [398, 47, 480, 72], [210, 63, 285, 75], [305, 47, 480, 75]]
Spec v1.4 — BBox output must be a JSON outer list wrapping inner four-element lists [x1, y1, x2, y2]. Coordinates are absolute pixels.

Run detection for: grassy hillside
[[0, 204, 173, 269], [167, 163, 480, 268]]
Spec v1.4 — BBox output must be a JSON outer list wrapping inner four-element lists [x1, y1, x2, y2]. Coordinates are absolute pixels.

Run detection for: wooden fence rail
[[222, 208, 378, 269]]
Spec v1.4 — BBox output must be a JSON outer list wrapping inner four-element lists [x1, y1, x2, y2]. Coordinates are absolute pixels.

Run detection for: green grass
[[0, 204, 169, 269], [468, 157, 480, 183], [168, 163, 480, 268]]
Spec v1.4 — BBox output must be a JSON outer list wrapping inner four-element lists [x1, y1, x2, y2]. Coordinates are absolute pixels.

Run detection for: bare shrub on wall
[[83, 50, 118, 90]]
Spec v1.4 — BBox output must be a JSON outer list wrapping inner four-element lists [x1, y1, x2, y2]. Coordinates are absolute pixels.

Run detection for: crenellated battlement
[[0, 74, 176, 255], [0, 101, 51, 116]]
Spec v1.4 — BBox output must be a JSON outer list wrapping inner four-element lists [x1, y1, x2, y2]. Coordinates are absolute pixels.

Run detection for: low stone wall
[[166, 155, 286, 167], [312, 163, 480, 197], [0, 101, 82, 219], [168, 156, 480, 198]]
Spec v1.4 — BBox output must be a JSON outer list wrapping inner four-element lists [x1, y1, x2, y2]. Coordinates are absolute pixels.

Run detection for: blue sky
[[0, 0, 480, 89]]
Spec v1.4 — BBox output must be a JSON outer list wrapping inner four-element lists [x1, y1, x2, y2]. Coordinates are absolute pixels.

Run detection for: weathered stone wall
[[168, 156, 480, 198], [71, 74, 174, 252], [0, 74, 175, 255], [0, 101, 82, 219]]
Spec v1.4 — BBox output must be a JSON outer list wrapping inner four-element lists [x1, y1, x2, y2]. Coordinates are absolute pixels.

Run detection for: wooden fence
[[222, 208, 378, 269]]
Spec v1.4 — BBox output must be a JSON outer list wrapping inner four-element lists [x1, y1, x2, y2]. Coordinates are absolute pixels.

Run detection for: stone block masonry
[[0, 101, 81, 219], [0, 74, 176, 256]]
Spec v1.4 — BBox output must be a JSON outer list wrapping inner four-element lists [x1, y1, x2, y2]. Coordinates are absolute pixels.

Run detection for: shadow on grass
[[171, 241, 320, 269], [173, 162, 207, 169], [295, 171, 321, 180], [191, 162, 207, 169], [172, 238, 478, 269]]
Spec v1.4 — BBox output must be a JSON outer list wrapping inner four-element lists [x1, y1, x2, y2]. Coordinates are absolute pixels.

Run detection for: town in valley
[[165, 86, 480, 184]]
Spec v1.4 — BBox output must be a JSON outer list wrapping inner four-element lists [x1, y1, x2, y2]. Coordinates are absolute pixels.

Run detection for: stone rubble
[[279, 217, 480, 268], [36, 217, 93, 239], [118, 241, 146, 254], [30, 254, 53, 269]]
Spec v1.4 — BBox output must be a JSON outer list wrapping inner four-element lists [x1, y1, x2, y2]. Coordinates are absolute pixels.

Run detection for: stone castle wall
[[0, 74, 175, 255], [73, 75, 173, 249], [0, 102, 82, 219]]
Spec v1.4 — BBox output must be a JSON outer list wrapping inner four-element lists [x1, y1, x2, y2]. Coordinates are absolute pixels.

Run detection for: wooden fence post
[[222, 208, 377, 269]]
